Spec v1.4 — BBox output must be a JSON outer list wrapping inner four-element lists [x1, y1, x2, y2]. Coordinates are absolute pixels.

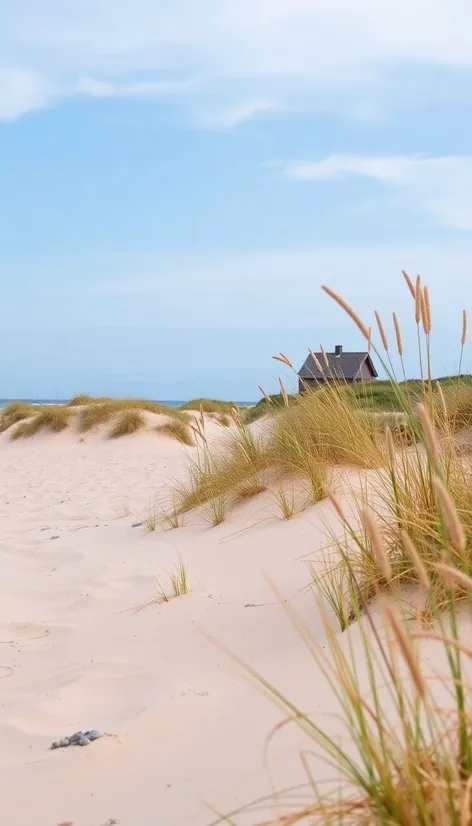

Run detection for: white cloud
[[0, 68, 54, 120], [75, 75, 199, 99], [205, 98, 279, 129], [85, 241, 472, 332], [284, 154, 472, 231], [4, 1, 472, 120]]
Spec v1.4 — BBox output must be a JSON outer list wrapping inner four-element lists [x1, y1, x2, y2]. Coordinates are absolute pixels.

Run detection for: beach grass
[[173, 374, 384, 519], [134, 556, 190, 610], [9, 405, 71, 439], [0, 401, 37, 433], [179, 398, 238, 413], [210, 272, 472, 826], [108, 409, 146, 438], [155, 419, 195, 445], [67, 394, 94, 406], [75, 396, 186, 434]]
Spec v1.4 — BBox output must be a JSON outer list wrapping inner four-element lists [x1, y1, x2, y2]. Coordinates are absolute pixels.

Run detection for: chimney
[[334, 344, 343, 357]]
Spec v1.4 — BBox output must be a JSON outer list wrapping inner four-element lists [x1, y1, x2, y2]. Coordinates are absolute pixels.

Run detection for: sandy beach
[[0, 413, 353, 826]]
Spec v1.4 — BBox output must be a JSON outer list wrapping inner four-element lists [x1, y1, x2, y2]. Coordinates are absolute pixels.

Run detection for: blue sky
[[2, 1, 472, 400]]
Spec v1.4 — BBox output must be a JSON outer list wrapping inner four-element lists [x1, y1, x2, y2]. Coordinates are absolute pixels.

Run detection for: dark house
[[298, 345, 378, 393]]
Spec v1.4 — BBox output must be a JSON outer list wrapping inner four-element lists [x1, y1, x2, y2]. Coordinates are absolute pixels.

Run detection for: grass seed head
[[375, 311, 389, 351], [361, 507, 392, 582], [432, 476, 466, 552], [393, 312, 403, 357], [402, 269, 417, 299], [321, 286, 370, 341]]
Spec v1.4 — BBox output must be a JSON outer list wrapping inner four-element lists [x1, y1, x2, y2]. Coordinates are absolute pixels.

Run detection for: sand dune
[[0, 421, 347, 826]]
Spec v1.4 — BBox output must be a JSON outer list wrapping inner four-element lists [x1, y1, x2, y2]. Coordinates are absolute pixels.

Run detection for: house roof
[[298, 351, 378, 380]]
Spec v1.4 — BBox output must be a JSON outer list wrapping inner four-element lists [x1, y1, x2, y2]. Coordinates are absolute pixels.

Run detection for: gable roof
[[298, 351, 378, 381]]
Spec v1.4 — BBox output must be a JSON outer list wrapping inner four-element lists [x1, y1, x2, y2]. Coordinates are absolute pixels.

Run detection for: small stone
[[58, 737, 70, 748], [69, 731, 83, 744], [50, 741, 60, 750], [84, 729, 101, 741], [49, 536, 60, 540], [78, 737, 91, 746], [132, 522, 144, 528]]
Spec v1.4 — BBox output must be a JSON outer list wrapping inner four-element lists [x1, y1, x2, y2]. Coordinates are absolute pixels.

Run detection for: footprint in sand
[[0, 622, 51, 644]]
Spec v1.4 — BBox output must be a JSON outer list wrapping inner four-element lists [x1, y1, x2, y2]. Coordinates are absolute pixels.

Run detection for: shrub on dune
[[67, 394, 94, 407], [77, 402, 116, 433], [0, 401, 36, 433], [76, 397, 185, 433], [179, 398, 237, 413], [155, 420, 195, 446], [108, 409, 146, 438], [172, 412, 271, 514], [10, 405, 71, 439], [213, 274, 472, 826]]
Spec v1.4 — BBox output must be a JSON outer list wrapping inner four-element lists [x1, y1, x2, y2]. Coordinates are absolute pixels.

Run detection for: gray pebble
[[84, 729, 101, 741], [132, 521, 144, 528], [78, 736, 91, 746], [49, 536, 60, 540], [50, 737, 70, 749], [69, 731, 83, 743]]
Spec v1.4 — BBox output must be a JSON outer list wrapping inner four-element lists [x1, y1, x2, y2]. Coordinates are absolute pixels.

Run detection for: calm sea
[[0, 399, 254, 409]]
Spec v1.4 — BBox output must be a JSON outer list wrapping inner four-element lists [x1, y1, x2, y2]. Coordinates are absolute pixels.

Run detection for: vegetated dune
[[0, 396, 197, 445], [3, 277, 472, 825]]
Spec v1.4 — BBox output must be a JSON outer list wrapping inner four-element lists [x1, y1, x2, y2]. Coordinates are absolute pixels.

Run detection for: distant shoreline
[[0, 398, 256, 409]]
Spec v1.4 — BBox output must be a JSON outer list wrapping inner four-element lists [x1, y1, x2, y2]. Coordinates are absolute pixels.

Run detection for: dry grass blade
[[375, 310, 389, 351], [417, 402, 439, 462], [258, 385, 272, 403], [272, 484, 296, 520], [401, 530, 430, 590], [134, 557, 190, 611], [321, 286, 370, 340], [279, 378, 289, 407], [308, 348, 324, 374], [361, 507, 392, 582], [415, 275, 422, 324], [379, 595, 426, 698], [393, 312, 403, 357], [322, 484, 345, 520], [462, 310, 468, 347], [273, 353, 294, 369], [432, 476, 466, 552], [402, 269, 416, 298], [320, 344, 329, 368], [435, 562, 472, 591], [385, 425, 396, 467], [423, 285, 432, 334]]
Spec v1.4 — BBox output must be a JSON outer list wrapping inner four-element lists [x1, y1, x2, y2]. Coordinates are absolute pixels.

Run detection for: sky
[[2, 1, 472, 400]]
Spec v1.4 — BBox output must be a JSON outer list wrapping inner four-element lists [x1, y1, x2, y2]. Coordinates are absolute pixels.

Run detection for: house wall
[[359, 361, 374, 381]]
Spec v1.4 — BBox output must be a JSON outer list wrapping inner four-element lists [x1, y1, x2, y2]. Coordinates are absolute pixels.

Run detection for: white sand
[[0, 420, 348, 826], [1, 421, 467, 825]]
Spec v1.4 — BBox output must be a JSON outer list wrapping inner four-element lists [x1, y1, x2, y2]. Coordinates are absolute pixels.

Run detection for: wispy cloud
[[0, 68, 55, 121], [75, 75, 199, 99], [204, 98, 279, 129], [283, 154, 472, 231], [4, 0, 472, 120]]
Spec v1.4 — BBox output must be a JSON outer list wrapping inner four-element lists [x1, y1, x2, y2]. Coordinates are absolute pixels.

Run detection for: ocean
[[0, 399, 255, 409]]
